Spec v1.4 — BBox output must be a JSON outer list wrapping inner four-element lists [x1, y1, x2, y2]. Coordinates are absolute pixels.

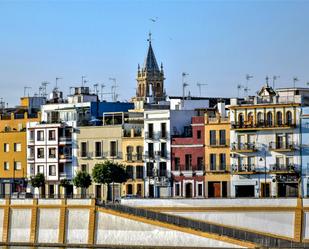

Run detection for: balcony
[[232, 164, 256, 174], [103, 152, 123, 159], [173, 164, 205, 172], [269, 164, 298, 174], [59, 137, 72, 145], [144, 151, 155, 160], [59, 154, 72, 163], [231, 143, 257, 153], [155, 151, 169, 159], [269, 142, 296, 152], [145, 132, 155, 140], [205, 164, 229, 173], [231, 121, 296, 131], [208, 140, 229, 148], [125, 154, 144, 162], [27, 154, 35, 161], [80, 152, 93, 159], [158, 131, 168, 140]]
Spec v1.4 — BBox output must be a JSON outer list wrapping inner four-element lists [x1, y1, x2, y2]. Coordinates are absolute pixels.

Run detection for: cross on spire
[[147, 32, 152, 44]]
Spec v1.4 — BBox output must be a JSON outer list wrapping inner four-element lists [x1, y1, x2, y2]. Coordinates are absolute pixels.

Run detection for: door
[[148, 184, 154, 198], [49, 185, 54, 198], [185, 183, 192, 198], [214, 182, 221, 197], [261, 183, 270, 197], [96, 185, 102, 200]]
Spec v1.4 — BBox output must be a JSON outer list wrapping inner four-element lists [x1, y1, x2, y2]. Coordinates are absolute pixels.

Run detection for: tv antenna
[[237, 84, 244, 98], [24, 86, 32, 97], [81, 76, 87, 87], [293, 77, 299, 88], [55, 77, 62, 89], [41, 81, 50, 97], [182, 72, 189, 105], [272, 75, 280, 89], [109, 77, 118, 101], [245, 74, 253, 97], [93, 83, 99, 96], [196, 82, 207, 97]]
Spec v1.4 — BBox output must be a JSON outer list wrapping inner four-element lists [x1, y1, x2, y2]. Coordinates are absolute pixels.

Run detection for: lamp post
[[259, 148, 267, 198]]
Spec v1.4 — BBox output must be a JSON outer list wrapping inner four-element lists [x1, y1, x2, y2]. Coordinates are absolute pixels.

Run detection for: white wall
[[66, 209, 89, 244], [37, 209, 60, 243], [9, 208, 31, 242]]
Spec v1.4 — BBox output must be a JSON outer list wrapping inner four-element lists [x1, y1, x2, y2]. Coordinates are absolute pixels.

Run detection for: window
[[4, 162, 9, 171], [14, 161, 21, 170], [161, 123, 167, 138], [37, 130, 44, 141], [48, 148, 56, 158], [146, 162, 154, 177], [29, 130, 35, 141], [159, 162, 167, 177], [136, 166, 144, 179], [95, 142, 102, 157], [197, 157, 204, 171], [14, 143, 21, 152], [81, 142, 87, 157], [126, 165, 134, 179], [210, 154, 216, 170], [37, 165, 44, 174], [197, 130, 202, 139], [175, 183, 180, 196], [136, 146, 143, 161], [197, 184, 203, 196], [174, 157, 180, 171], [219, 154, 226, 170], [209, 130, 216, 145], [277, 111, 283, 126], [110, 141, 117, 157], [286, 111, 292, 125], [238, 113, 244, 126], [160, 143, 166, 157], [219, 130, 226, 145], [49, 165, 56, 176], [247, 112, 253, 123], [266, 112, 273, 126], [37, 148, 44, 159], [185, 154, 192, 170], [59, 163, 64, 173], [148, 123, 154, 139], [4, 143, 9, 152], [257, 112, 263, 125], [48, 130, 56, 141], [148, 143, 154, 158], [81, 164, 87, 172], [276, 134, 284, 149], [126, 146, 133, 161]]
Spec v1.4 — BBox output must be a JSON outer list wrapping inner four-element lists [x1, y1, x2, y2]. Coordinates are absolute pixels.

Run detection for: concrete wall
[[0, 198, 253, 248]]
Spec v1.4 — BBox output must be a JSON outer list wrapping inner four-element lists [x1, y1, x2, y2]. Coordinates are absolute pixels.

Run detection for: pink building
[[171, 116, 205, 198]]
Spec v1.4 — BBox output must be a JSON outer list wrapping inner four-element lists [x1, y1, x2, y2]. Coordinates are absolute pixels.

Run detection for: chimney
[[217, 101, 226, 118]]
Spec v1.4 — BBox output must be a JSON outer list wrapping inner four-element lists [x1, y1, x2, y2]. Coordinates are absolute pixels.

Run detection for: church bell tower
[[136, 33, 165, 103]]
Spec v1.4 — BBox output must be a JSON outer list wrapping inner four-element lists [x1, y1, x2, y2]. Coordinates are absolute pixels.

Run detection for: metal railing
[[101, 203, 306, 248], [231, 143, 256, 151], [231, 121, 296, 129], [208, 139, 230, 147], [269, 142, 296, 150], [232, 164, 256, 173]]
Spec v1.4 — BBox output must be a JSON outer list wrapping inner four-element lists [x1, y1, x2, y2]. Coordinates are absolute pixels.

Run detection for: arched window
[[276, 111, 283, 126], [286, 111, 292, 125], [126, 165, 134, 179], [136, 146, 143, 161], [247, 112, 253, 124], [257, 112, 263, 126], [238, 113, 244, 127], [266, 112, 273, 126]]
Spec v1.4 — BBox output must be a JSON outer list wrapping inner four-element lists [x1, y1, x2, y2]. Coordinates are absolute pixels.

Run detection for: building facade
[[171, 116, 205, 198], [0, 111, 40, 196], [204, 105, 231, 198]]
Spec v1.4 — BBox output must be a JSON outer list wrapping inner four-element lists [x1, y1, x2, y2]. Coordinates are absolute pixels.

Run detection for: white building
[[229, 84, 309, 198]]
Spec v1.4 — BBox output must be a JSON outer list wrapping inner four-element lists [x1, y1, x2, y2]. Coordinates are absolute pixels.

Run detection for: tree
[[59, 179, 71, 197], [92, 160, 129, 202], [73, 171, 92, 198], [30, 173, 45, 196]]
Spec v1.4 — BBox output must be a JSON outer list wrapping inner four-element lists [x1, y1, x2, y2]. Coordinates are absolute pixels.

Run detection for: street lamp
[[259, 149, 267, 198]]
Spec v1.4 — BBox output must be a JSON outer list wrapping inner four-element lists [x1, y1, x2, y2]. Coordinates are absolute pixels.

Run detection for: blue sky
[[0, 0, 309, 105]]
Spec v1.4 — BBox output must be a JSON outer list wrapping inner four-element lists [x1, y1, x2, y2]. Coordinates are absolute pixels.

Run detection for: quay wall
[[0, 198, 248, 248], [122, 198, 309, 243]]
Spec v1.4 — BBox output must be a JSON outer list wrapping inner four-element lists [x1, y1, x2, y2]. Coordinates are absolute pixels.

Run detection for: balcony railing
[[125, 154, 144, 162], [269, 142, 296, 151], [231, 121, 296, 130], [59, 137, 72, 143], [232, 164, 256, 173], [173, 164, 205, 172], [269, 164, 298, 173], [231, 143, 257, 152], [208, 140, 230, 147], [158, 131, 168, 139], [145, 132, 155, 140]]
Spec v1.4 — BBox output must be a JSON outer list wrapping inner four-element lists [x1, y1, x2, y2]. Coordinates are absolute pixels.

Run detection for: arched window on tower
[[238, 113, 244, 127], [276, 111, 283, 126], [286, 111, 292, 126], [257, 112, 263, 126], [266, 111, 273, 127]]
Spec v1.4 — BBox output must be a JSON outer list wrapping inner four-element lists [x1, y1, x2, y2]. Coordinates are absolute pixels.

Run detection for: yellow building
[[121, 126, 144, 197], [0, 110, 40, 195], [204, 111, 231, 197]]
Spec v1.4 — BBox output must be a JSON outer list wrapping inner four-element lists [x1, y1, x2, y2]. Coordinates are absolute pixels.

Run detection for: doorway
[[185, 183, 192, 198], [235, 185, 254, 197], [95, 185, 102, 200], [208, 182, 221, 197], [148, 184, 154, 198], [48, 184, 54, 198], [261, 183, 270, 197]]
